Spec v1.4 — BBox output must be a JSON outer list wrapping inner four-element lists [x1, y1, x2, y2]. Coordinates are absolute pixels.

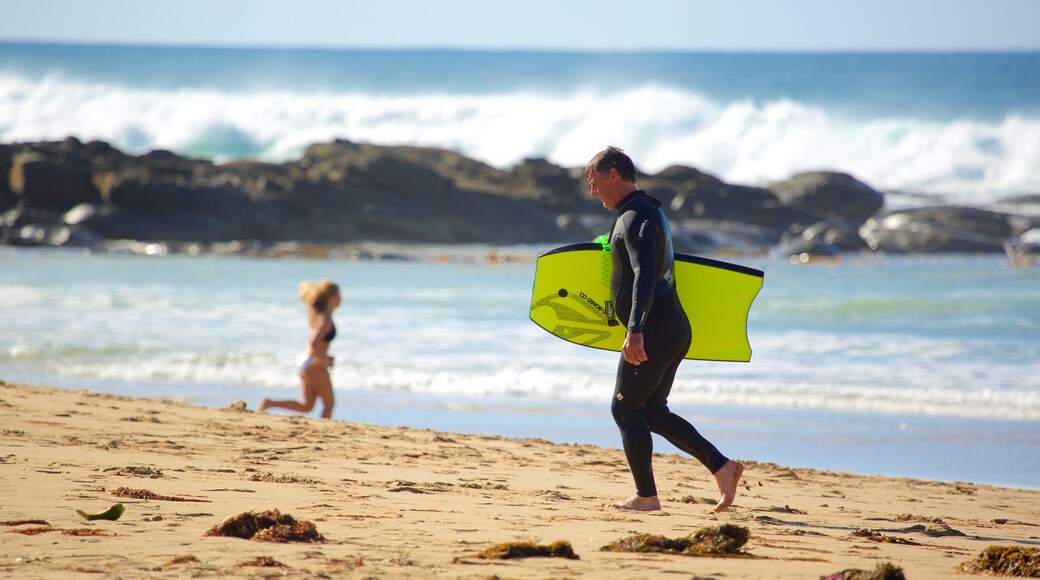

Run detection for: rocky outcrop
[[859, 207, 1021, 253], [623, 166, 825, 253], [1, 138, 575, 246], [778, 219, 869, 257], [768, 172, 884, 227], [9, 151, 101, 212], [1, 137, 1031, 256]]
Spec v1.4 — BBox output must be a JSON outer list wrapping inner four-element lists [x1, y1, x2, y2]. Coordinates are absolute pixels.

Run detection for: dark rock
[[1, 138, 1021, 255], [0, 145, 15, 211], [554, 212, 615, 241], [1000, 194, 1040, 206], [769, 172, 884, 226], [1005, 228, 1040, 258], [276, 142, 570, 244], [776, 236, 841, 258], [3, 224, 50, 246], [642, 164, 724, 208], [9, 152, 102, 211], [651, 164, 721, 184], [508, 158, 590, 212], [669, 181, 818, 235], [3, 206, 63, 227], [62, 203, 145, 240], [673, 219, 780, 254], [206, 160, 296, 199], [860, 207, 1016, 253], [781, 219, 868, 256], [3, 223, 100, 248]]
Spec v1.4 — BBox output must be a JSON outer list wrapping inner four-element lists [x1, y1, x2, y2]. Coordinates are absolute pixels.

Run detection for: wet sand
[[1, 381, 1037, 578]]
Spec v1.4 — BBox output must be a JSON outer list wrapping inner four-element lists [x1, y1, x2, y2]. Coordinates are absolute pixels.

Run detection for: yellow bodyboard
[[529, 243, 764, 362]]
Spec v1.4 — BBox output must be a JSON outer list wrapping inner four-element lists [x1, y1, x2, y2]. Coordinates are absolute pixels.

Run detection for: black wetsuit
[[609, 190, 728, 498]]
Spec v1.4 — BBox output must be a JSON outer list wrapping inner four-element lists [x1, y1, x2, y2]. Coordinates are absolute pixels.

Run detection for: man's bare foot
[[712, 460, 744, 512], [257, 398, 270, 413], [607, 494, 661, 511]]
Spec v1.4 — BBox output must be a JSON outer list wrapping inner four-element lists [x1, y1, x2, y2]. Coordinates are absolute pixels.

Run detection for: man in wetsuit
[[585, 146, 744, 512]]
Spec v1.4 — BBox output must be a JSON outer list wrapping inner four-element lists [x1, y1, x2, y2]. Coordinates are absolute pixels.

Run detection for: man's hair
[[585, 146, 637, 183]]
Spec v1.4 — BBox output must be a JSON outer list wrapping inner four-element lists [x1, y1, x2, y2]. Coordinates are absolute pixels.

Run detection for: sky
[[2, 0, 1039, 52]]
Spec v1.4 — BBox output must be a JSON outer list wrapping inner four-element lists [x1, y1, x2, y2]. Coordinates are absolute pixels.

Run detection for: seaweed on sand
[[477, 540, 579, 560], [253, 520, 323, 543], [61, 528, 114, 536], [8, 526, 55, 535], [236, 557, 287, 568], [821, 562, 905, 580], [112, 487, 208, 502], [959, 546, 1040, 577], [204, 509, 324, 543], [846, 529, 921, 545], [162, 555, 200, 568], [601, 524, 751, 557]]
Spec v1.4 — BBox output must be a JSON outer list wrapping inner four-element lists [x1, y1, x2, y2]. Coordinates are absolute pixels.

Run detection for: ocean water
[[2, 44, 1039, 203], [1, 248, 1038, 487], [3, 44, 1039, 488]]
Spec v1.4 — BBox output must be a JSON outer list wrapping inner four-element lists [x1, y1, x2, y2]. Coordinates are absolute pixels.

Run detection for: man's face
[[587, 169, 617, 210]]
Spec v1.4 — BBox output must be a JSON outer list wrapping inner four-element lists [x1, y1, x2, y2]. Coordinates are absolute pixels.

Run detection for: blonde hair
[[299, 279, 340, 326]]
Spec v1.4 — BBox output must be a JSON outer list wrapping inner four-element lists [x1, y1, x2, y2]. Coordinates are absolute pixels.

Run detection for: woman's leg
[[309, 366, 335, 419], [259, 365, 321, 414]]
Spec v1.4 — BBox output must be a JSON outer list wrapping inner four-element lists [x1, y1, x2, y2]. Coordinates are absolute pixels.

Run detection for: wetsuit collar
[[614, 190, 661, 214]]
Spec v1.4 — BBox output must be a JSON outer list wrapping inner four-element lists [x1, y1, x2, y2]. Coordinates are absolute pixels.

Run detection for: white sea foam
[[2, 74, 1039, 203], [15, 342, 1037, 421], [2, 249, 1038, 422]]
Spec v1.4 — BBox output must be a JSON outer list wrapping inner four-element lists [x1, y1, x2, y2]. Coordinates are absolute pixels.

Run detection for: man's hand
[[622, 332, 648, 366]]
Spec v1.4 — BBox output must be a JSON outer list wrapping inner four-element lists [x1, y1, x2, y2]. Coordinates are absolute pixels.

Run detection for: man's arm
[[622, 213, 658, 366], [623, 214, 658, 334]]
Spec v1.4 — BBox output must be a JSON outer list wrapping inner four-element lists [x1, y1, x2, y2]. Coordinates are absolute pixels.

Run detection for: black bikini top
[[323, 322, 337, 342]]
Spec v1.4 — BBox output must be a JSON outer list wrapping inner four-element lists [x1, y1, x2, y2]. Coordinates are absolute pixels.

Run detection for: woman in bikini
[[259, 279, 340, 418]]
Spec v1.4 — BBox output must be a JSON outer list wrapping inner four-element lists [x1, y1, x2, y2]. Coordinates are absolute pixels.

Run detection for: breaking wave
[[2, 73, 1039, 204]]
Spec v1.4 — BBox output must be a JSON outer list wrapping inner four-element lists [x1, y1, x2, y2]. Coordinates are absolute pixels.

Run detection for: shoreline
[[3, 373, 1038, 490], [2, 381, 1038, 578]]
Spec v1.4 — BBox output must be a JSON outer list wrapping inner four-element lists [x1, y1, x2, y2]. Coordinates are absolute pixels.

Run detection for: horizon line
[[2, 38, 1039, 55]]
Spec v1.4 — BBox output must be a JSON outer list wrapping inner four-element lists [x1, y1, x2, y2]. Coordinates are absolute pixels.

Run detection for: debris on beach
[[0, 519, 50, 527], [459, 481, 510, 490], [326, 556, 365, 571], [600, 524, 751, 557], [959, 546, 1040, 577], [236, 556, 287, 568], [61, 528, 113, 536], [106, 465, 164, 478], [539, 489, 573, 501], [247, 472, 322, 485], [112, 486, 209, 502], [757, 504, 807, 515], [476, 540, 579, 560], [225, 401, 248, 412], [204, 509, 324, 543], [845, 529, 921, 545], [8, 526, 55, 535], [161, 555, 200, 568], [893, 513, 945, 523], [821, 562, 906, 580], [253, 520, 323, 543], [678, 495, 716, 505], [892, 523, 965, 537], [76, 503, 125, 521]]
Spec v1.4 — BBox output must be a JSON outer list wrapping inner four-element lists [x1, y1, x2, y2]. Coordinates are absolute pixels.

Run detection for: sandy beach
[[1, 381, 1037, 579]]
